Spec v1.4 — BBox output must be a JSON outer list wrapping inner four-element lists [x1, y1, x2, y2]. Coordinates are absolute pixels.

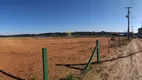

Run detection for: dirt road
[[83, 39, 142, 80]]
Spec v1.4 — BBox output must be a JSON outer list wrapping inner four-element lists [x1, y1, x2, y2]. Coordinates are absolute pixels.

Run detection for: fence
[[1, 37, 131, 80], [85, 40, 100, 71], [108, 37, 126, 47], [108, 37, 127, 54], [42, 40, 101, 80], [42, 37, 131, 80]]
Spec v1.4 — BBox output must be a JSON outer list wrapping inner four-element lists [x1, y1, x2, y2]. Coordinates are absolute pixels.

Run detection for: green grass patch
[[101, 55, 106, 59], [65, 74, 75, 80], [123, 38, 132, 46], [30, 76, 36, 80]]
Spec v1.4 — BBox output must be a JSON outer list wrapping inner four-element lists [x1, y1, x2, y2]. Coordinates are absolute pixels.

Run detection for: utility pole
[[125, 7, 132, 41]]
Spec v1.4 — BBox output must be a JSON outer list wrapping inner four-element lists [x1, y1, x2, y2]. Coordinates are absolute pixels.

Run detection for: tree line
[[0, 31, 126, 37]]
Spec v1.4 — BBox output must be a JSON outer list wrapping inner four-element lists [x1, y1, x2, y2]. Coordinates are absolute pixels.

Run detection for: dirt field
[[0, 37, 110, 80]]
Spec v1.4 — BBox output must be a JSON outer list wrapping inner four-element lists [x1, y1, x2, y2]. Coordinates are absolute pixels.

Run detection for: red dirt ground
[[0, 37, 110, 80]]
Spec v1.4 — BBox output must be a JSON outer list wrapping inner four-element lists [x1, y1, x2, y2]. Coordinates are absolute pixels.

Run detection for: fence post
[[96, 40, 100, 63], [108, 40, 109, 55], [84, 40, 98, 70], [42, 48, 48, 80]]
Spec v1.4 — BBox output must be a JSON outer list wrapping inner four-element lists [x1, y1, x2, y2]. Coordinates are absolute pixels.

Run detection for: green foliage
[[65, 74, 75, 80], [31, 76, 36, 80], [111, 36, 115, 41], [123, 38, 132, 46], [101, 55, 106, 59]]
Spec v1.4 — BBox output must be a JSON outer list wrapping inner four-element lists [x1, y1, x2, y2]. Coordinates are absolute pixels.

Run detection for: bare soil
[[83, 39, 142, 80], [0, 37, 110, 80]]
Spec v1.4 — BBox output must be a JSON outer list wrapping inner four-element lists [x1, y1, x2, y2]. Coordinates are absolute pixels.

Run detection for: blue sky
[[0, 0, 141, 34]]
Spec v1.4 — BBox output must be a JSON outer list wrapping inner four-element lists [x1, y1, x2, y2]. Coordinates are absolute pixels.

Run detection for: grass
[[30, 76, 36, 80], [61, 73, 82, 80], [123, 38, 132, 46], [101, 55, 106, 59], [64, 74, 75, 80]]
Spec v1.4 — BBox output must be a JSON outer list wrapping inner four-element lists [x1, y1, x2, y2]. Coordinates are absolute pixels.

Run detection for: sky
[[0, 0, 141, 34]]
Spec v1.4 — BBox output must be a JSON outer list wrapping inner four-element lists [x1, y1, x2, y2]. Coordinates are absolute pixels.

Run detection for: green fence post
[[96, 40, 100, 64], [42, 48, 48, 80], [85, 41, 98, 71]]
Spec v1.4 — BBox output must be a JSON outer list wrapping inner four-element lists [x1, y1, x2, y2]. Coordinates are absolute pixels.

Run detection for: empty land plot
[[0, 37, 110, 80]]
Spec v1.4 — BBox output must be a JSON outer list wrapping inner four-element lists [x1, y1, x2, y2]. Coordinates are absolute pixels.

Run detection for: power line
[[114, 0, 125, 16], [120, 0, 125, 7], [120, 0, 125, 8]]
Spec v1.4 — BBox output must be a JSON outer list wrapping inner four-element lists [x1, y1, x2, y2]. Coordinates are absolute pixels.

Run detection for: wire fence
[[108, 37, 128, 54]]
